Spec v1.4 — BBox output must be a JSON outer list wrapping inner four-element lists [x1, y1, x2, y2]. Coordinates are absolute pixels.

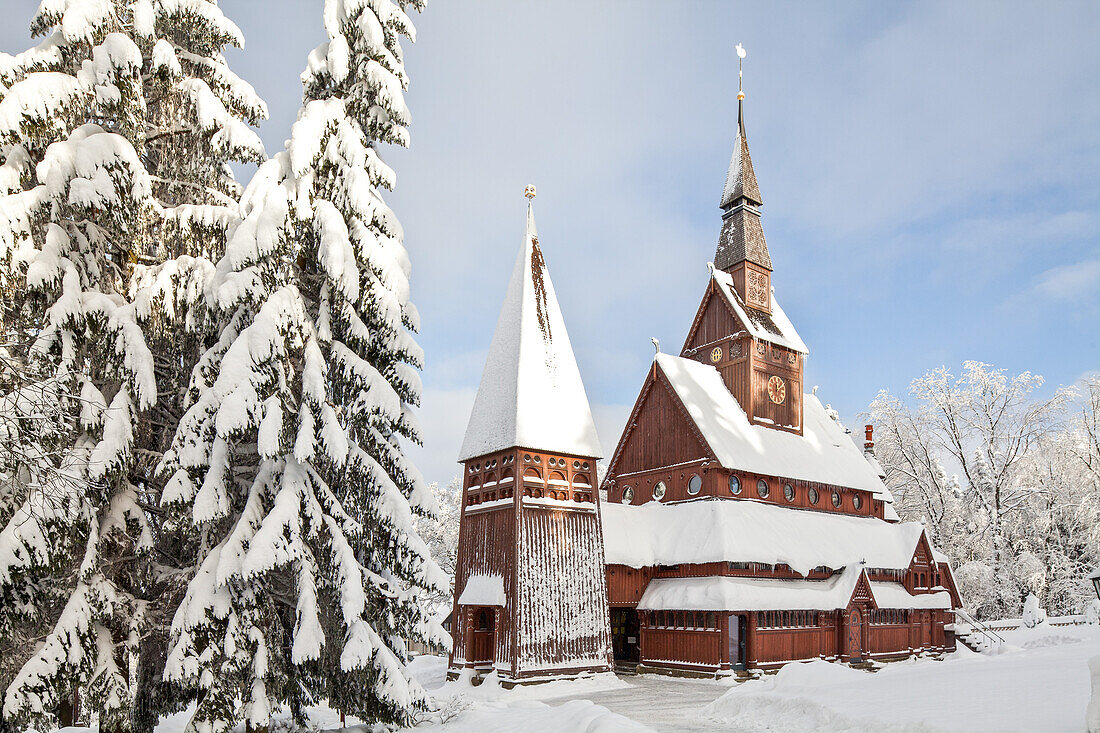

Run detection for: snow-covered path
[[576, 675, 729, 732], [415, 623, 1100, 732]]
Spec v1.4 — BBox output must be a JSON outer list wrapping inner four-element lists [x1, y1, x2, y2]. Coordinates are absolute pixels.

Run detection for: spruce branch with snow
[[0, 1, 268, 728], [159, 1, 445, 730]]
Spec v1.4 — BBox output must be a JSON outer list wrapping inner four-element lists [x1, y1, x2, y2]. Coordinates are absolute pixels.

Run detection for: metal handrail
[[954, 608, 1006, 649]]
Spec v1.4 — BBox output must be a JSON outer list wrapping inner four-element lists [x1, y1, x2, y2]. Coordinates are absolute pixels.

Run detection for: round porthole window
[[687, 475, 702, 495], [729, 474, 742, 495], [831, 490, 841, 508], [784, 483, 795, 502], [853, 494, 863, 510], [621, 486, 634, 504], [574, 460, 581, 469], [524, 454, 531, 462], [808, 487, 819, 505], [756, 479, 769, 499], [653, 481, 667, 501], [582, 461, 590, 470]]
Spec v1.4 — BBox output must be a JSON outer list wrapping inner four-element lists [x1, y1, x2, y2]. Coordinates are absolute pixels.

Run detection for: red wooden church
[[599, 85, 961, 674], [451, 70, 961, 681]]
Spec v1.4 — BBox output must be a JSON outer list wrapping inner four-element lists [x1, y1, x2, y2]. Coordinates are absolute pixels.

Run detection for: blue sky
[[5, 2, 1099, 487]]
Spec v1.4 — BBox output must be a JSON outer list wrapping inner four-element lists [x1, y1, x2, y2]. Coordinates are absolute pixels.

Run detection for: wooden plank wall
[[451, 506, 515, 668], [516, 507, 611, 674]]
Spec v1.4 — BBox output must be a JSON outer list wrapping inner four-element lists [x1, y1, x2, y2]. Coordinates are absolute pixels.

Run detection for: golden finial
[[524, 184, 537, 200], [736, 43, 747, 101]]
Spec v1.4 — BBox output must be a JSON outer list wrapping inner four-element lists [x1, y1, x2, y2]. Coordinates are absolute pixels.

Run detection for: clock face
[[767, 375, 786, 404], [710, 346, 723, 363]]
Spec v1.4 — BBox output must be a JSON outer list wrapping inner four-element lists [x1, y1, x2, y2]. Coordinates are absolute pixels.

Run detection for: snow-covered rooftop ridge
[[654, 353, 890, 498], [458, 202, 602, 462], [601, 498, 938, 577], [635, 569, 952, 612], [710, 267, 807, 354]]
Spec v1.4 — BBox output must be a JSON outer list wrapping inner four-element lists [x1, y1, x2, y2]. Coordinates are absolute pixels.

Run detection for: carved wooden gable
[[848, 569, 878, 609]]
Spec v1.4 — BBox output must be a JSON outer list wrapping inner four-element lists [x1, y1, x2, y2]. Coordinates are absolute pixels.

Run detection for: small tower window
[[621, 487, 635, 504], [808, 487, 819, 505], [831, 490, 841, 508], [783, 483, 795, 502], [756, 479, 769, 499], [687, 475, 703, 495], [852, 494, 863, 510], [729, 475, 742, 494], [653, 481, 667, 501]]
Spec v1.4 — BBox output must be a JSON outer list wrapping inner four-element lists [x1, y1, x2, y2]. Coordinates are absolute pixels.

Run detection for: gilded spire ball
[[524, 184, 537, 200]]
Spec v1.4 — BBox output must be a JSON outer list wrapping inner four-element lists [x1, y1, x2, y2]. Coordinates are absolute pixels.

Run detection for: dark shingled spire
[[715, 99, 772, 272]]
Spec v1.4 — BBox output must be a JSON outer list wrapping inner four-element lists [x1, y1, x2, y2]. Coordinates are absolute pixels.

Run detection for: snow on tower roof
[[653, 353, 891, 500], [711, 267, 807, 353], [719, 103, 762, 208], [458, 201, 602, 462], [601, 498, 936, 576]]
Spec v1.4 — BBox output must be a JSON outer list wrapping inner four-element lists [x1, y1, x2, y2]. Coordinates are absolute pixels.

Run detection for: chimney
[[864, 424, 874, 455]]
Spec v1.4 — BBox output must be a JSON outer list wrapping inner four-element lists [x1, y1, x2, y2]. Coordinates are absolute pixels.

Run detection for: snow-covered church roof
[[636, 567, 952, 612], [601, 498, 938, 577], [653, 353, 892, 500], [710, 266, 807, 354], [458, 201, 602, 462]]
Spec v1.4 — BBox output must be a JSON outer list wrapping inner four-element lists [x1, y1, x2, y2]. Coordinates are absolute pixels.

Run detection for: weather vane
[[736, 42, 747, 101], [524, 184, 536, 200]]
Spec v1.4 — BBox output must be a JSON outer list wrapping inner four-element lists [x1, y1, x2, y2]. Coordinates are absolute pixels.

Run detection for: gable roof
[[710, 267, 807, 353], [601, 498, 938, 578], [654, 353, 890, 499], [458, 203, 602, 462]]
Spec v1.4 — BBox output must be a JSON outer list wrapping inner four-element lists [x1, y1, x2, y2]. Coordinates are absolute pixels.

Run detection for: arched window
[[687, 474, 703, 495], [621, 486, 634, 504], [523, 467, 542, 482], [548, 470, 567, 487], [757, 479, 769, 499], [729, 474, 742, 495]]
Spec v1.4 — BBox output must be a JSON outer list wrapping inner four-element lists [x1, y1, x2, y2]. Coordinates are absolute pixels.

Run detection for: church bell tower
[[448, 187, 611, 683]]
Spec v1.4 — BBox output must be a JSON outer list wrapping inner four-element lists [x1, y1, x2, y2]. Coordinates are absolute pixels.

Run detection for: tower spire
[[715, 42, 773, 305]]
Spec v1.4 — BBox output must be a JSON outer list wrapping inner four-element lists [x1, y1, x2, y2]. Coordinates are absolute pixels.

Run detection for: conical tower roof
[[458, 198, 602, 462], [719, 103, 762, 208], [715, 99, 772, 273]]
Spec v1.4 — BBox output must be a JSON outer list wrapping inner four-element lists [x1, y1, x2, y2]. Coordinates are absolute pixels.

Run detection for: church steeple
[[714, 43, 773, 312]]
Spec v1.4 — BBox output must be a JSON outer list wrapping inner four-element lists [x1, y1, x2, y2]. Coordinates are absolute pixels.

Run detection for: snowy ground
[[407, 623, 1100, 732]]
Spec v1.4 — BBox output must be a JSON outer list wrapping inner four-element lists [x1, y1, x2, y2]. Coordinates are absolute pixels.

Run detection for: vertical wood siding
[[516, 507, 611, 674]]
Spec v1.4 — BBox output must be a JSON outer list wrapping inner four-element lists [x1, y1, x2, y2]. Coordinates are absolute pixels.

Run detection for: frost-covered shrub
[[1086, 600, 1100, 626], [1022, 593, 1046, 628]]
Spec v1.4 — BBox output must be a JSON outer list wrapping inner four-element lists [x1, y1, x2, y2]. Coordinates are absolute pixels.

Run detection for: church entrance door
[[611, 609, 640, 662], [846, 609, 863, 661], [467, 607, 496, 667]]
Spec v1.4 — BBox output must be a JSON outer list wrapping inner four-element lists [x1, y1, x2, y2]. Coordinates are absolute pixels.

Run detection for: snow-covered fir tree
[[160, 0, 447, 729], [0, 1, 266, 729]]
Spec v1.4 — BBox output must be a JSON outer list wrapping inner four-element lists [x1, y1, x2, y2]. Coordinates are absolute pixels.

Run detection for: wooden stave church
[[449, 93, 962, 683], [600, 97, 961, 674]]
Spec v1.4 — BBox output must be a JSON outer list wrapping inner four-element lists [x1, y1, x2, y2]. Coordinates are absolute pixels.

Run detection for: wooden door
[[611, 608, 640, 662], [727, 614, 747, 669], [467, 607, 496, 665], [921, 610, 932, 647], [846, 609, 862, 661]]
